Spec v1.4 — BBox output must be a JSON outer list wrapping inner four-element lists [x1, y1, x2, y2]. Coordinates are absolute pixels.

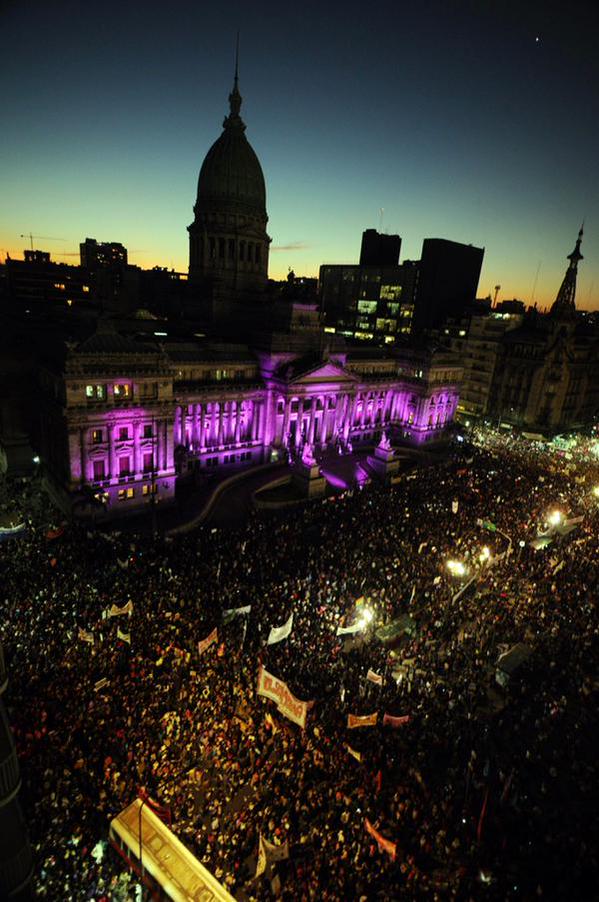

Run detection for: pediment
[[287, 361, 358, 385]]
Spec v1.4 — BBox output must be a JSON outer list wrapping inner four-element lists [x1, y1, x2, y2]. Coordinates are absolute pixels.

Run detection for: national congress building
[[38, 69, 461, 519]]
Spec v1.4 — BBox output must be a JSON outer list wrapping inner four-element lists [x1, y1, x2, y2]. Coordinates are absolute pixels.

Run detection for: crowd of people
[[1, 426, 598, 900]]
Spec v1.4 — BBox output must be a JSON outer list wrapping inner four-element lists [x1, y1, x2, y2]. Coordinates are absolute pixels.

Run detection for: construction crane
[[20, 233, 66, 251]]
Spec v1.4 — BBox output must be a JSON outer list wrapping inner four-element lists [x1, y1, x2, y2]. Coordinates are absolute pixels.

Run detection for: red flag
[[375, 769, 382, 793], [477, 788, 489, 843]]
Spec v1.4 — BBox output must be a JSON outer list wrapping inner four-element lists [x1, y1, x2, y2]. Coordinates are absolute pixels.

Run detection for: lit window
[[86, 385, 106, 400], [126, 487, 134, 499], [82, 285, 90, 293], [54, 283, 65, 290], [92, 429, 103, 443], [114, 383, 130, 398], [142, 484, 158, 495]]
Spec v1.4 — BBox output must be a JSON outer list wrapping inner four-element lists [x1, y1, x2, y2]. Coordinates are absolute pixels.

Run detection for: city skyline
[[2, 0, 599, 310]]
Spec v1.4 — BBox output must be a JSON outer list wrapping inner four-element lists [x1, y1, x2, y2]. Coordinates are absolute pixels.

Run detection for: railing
[[0, 836, 34, 896], [0, 745, 21, 806], [0, 646, 6, 694]]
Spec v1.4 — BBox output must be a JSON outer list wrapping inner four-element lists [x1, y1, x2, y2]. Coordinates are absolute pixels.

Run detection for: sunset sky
[[2, 0, 599, 310]]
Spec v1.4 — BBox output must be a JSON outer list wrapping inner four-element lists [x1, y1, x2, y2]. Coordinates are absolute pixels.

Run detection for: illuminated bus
[[109, 798, 236, 901]]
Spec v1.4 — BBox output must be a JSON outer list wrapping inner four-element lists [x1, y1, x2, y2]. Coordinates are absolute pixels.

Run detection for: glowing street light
[[548, 510, 562, 526], [446, 560, 467, 577], [357, 607, 374, 630], [592, 485, 599, 498], [479, 546, 491, 563]]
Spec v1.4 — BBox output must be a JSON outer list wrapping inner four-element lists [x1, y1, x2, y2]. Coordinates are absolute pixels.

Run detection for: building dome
[[188, 71, 270, 293], [196, 120, 266, 216]]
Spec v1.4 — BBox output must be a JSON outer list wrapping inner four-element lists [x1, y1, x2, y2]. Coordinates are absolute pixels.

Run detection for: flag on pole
[[107, 600, 133, 617], [94, 677, 109, 692], [198, 627, 218, 655], [267, 612, 293, 645], [78, 627, 94, 644], [364, 818, 396, 860], [346, 744, 362, 762], [117, 627, 131, 644], [366, 669, 383, 686], [255, 833, 289, 878]]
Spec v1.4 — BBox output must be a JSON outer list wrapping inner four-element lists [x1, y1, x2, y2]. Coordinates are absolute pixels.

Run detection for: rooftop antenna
[[493, 284, 501, 307], [234, 30, 240, 91], [530, 260, 542, 305], [379, 208, 384, 232]]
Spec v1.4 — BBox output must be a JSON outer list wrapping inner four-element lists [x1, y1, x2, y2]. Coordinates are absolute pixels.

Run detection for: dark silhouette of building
[[488, 227, 599, 431], [188, 59, 270, 296], [2, 252, 92, 311], [412, 238, 484, 332], [79, 238, 128, 270], [359, 229, 401, 267], [0, 644, 34, 899]]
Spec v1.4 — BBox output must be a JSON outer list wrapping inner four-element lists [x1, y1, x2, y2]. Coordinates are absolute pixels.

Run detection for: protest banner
[[257, 665, 310, 728], [255, 833, 289, 878], [347, 712, 378, 729], [366, 669, 383, 686], [78, 627, 94, 644], [94, 677, 109, 692], [198, 627, 218, 655], [107, 600, 133, 618], [222, 604, 252, 624], [364, 818, 396, 860], [117, 627, 131, 645], [267, 612, 293, 645], [383, 713, 410, 727]]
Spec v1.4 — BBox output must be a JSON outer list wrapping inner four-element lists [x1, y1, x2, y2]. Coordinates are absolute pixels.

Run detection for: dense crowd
[[1, 427, 598, 901]]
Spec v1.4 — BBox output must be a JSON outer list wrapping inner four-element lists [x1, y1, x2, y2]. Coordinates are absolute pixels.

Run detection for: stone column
[[282, 398, 291, 446], [80, 428, 88, 483], [319, 397, 329, 444], [156, 419, 163, 474], [132, 421, 140, 475], [200, 404, 207, 448], [108, 423, 116, 478], [165, 416, 175, 470], [307, 398, 315, 444], [191, 404, 199, 451], [234, 401, 241, 444]]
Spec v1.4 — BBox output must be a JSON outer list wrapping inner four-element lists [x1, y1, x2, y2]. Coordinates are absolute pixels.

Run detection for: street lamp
[[592, 486, 599, 498], [548, 510, 562, 526], [447, 560, 467, 577], [479, 546, 491, 564]]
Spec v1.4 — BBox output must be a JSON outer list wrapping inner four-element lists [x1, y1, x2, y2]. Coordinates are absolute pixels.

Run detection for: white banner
[[223, 604, 252, 618], [257, 665, 310, 728], [336, 621, 363, 636], [78, 627, 94, 644], [366, 669, 383, 686], [267, 612, 293, 645]]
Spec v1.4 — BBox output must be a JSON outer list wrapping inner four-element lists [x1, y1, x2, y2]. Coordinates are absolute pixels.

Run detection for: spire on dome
[[549, 225, 584, 319], [225, 32, 244, 128]]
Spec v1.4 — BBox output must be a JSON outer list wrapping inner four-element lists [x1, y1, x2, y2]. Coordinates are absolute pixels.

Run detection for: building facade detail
[[39, 339, 461, 518]]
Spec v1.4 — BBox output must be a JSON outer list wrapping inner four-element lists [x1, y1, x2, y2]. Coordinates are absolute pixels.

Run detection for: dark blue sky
[[2, 0, 598, 308]]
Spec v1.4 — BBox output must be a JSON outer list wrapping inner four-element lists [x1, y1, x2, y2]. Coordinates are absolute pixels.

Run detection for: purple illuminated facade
[[38, 337, 460, 518]]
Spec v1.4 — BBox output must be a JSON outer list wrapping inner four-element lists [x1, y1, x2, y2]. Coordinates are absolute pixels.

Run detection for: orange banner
[[365, 818, 396, 860], [347, 712, 378, 729], [198, 627, 218, 655]]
